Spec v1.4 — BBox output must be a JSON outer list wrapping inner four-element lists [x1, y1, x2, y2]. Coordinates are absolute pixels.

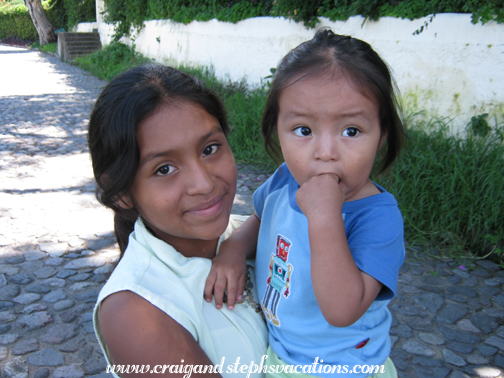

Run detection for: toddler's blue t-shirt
[[254, 163, 405, 377]]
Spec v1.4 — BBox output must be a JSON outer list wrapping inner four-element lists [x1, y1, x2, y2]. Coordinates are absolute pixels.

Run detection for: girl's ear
[[100, 173, 134, 210], [115, 194, 134, 210]]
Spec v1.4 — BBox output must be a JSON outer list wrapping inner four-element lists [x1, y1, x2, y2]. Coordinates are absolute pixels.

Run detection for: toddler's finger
[[317, 172, 339, 181], [213, 276, 227, 310], [203, 271, 217, 303], [236, 275, 245, 304], [226, 278, 238, 310]]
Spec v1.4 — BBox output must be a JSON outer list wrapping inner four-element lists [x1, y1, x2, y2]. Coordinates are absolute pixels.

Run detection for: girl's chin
[[199, 214, 232, 239], [175, 214, 232, 242]]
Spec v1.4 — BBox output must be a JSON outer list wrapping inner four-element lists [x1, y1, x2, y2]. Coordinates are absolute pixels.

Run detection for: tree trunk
[[24, 0, 56, 45]]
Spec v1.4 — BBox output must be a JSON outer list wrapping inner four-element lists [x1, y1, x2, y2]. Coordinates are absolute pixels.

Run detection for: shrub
[[0, 1, 39, 41], [64, 0, 96, 29], [0, 0, 96, 41], [102, 0, 503, 38], [274, 0, 504, 26]]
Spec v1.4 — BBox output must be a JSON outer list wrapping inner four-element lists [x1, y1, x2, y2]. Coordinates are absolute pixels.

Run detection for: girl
[[88, 64, 267, 377], [206, 29, 405, 377]]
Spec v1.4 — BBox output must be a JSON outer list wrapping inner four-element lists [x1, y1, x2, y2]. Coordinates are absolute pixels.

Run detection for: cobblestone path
[[0, 44, 503, 378]]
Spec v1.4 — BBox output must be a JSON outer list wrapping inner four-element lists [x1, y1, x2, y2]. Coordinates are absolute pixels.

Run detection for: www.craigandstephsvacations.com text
[[106, 356, 386, 377]]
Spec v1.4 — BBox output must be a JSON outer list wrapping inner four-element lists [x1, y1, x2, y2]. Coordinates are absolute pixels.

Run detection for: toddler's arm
[[296, 174, 383, 327], [204, 213, 260, 310]]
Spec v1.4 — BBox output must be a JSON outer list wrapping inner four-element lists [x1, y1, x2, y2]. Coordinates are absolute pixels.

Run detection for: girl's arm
[[99, 291, 220, 377], [204, 213, 261, 309], [296, 174, 383, 327]]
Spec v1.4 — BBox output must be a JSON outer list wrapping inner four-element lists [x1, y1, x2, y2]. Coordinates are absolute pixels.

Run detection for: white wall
[[76, 14, 504, 132]]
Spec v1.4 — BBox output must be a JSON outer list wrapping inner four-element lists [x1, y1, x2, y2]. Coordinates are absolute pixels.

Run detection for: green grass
[[31, 41, 57, 54], [74, 42, 504, 265], [376, 119, 504, 264], [73, 41, 152, 81]]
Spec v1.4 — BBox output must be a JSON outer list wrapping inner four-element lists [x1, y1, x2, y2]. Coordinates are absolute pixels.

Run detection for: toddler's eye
[[156, 165, 175, 176], [342, 127, 360, 137], [293, 126, 312, 137], [203, 144, 219, 156]]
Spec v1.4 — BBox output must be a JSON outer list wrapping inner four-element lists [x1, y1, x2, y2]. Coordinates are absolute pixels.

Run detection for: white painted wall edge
[[76, 14, 504, 132]]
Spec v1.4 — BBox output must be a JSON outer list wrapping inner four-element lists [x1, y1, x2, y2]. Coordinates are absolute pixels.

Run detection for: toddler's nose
[[314, 135, 339, 161]]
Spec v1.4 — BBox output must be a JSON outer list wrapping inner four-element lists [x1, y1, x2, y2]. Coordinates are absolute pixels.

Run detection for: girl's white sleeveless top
[[93, 215, 268, 377]]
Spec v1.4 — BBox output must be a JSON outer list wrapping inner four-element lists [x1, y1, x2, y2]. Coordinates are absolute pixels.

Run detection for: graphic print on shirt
[[261, 234, 293, 327]]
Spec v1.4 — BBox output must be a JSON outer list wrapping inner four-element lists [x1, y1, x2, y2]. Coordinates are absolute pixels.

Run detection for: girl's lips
[[187, 195, 225, 217]]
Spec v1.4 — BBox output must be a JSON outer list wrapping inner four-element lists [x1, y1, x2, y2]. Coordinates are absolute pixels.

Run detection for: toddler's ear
[[379, 132, 387, 150]]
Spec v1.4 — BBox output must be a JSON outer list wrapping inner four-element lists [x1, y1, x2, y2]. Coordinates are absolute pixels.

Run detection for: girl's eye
[[342, 127, 360, 137], [203, 144, 219, 156], [156, 165, 176, 176], [293, 126, 312, 137]]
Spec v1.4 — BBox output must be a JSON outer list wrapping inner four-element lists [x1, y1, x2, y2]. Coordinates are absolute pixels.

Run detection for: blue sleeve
[[252, 180, 269, 220], [253, 163, 291, 220], [347, 203, 405, 300]]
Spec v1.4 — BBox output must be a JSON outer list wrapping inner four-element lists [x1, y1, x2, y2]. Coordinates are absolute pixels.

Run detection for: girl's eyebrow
[[139, 128, 223, 166]]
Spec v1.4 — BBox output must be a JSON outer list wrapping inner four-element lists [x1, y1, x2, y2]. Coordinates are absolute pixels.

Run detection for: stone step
[[63, 33, 100, 36], [65, 43, 102, 50], [65, 38, 101, 43], [64, 37, 101, 43], [61, 32, 100, 38], [57, 32, 102, 62], [65, 39, 101, 44]]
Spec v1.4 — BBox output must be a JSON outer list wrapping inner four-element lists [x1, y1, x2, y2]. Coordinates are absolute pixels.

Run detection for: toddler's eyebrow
[[285, 108, 371, 120], [139, 128, 223, 166]]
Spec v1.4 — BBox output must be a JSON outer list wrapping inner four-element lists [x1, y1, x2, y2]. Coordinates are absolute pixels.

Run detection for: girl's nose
[[186, 162, 215, 195], [314, 136, 339, 161]]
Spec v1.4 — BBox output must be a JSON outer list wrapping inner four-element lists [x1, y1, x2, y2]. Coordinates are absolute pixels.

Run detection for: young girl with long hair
[[89, 64, 267, 377]]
